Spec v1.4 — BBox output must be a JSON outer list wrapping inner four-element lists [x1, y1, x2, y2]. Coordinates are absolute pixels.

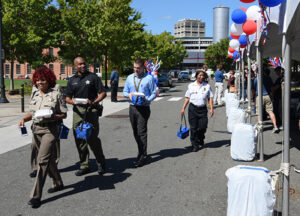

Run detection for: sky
[[131, 0, 258, 36]]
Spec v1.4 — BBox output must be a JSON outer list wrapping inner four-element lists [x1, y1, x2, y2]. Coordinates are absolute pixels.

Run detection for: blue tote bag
[[177, 113, 190, 139]]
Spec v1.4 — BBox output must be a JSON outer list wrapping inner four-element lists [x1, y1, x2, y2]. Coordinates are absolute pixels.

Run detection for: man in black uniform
[[65, 57, 107, 176]]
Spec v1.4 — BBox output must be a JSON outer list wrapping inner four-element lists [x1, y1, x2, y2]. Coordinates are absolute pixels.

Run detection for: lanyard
[[133, 74, 144, 104]]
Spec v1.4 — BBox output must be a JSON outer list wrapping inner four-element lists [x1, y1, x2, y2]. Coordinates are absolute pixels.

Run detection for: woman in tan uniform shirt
[[19, 66, 67, 208]]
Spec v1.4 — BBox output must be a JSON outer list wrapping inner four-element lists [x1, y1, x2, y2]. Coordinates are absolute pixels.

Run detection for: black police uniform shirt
[[65, 71, 105, 101]]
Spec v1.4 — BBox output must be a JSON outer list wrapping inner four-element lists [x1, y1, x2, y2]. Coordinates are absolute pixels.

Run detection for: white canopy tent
[[248, 1, 300, 215]]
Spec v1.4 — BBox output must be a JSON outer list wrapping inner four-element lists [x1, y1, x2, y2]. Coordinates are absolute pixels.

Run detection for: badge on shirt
[[85, 80, 90, 85], [203, 88, 206, 91]]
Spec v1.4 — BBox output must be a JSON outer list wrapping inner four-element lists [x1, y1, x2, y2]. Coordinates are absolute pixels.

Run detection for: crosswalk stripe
[[167, 97, 183, 101], [154, 97, 163, 101]]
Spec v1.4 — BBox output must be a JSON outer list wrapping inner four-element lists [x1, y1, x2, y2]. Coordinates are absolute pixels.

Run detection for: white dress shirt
[[185, 81, 214, 107]]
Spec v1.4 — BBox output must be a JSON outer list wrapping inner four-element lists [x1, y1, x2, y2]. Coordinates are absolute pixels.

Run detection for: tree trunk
[[105, 53, 108, 88], [93, 56, 97, 73], [10, 60, 14, 91]]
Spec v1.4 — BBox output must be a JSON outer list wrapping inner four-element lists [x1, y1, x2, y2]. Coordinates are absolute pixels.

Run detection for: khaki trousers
[[30, 124, 63, 199]]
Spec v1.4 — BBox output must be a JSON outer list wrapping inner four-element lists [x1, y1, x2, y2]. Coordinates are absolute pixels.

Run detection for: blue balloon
[[231, 9, 247, 24], [229, 35, 233, 40], [260, 0, 282, 7], [238, 35, 247, 46], [233, 51, 240, 59]]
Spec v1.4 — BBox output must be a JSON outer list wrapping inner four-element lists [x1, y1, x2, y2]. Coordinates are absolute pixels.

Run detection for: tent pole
[[256, 45, 264, 161], [241, 54, 245, 103], [282, 33, 291, 216], [247, 52, 251, 123]]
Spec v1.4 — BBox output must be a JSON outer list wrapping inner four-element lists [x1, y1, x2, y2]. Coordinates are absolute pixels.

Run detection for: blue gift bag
[[59, 124, 70, 139], [177, 114, 190, 139], [75, 122, 93, 140]]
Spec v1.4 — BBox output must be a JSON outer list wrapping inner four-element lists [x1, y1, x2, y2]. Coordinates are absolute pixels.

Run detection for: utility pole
[[0, 0, 9, 103]]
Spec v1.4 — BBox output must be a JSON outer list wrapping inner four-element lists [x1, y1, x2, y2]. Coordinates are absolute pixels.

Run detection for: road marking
[[167, 97, 183, 101], [154, 97, 163, 101]]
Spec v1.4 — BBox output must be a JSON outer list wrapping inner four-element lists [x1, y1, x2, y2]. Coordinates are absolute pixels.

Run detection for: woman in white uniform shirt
[[180, 70, 214, 152]]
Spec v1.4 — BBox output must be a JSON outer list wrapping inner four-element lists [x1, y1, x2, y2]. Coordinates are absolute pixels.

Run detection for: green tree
[[133, 31, 187, 71], [204, 38, 233, 71], [2, 0, 61, 90]]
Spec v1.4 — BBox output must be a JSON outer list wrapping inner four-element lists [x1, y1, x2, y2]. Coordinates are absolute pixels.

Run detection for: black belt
[[190, 103, 206, 109]]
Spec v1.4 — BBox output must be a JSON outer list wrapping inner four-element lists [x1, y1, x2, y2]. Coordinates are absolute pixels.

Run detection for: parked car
[[168, 70, 179, 78], [16, 75, 29, 79], [178, 71, 190, 81], [158, 73, 173, 87]]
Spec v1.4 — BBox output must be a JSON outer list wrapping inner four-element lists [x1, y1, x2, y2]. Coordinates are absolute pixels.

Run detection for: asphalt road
[[0, 80, 300, 216]]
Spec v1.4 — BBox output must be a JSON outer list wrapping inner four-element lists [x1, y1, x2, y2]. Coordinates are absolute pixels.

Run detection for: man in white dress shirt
[[181, 70, 214, 152]]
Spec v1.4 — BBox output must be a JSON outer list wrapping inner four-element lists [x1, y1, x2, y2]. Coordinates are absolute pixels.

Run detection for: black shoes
[[28, 198, 41, 208], [134, 156, 148, 168], [192, 146, 200, 152], [97, 166, 106, 175], [29, 170, 37, 178], [47, 184, 64, 193], [75, 168, 91, 176]]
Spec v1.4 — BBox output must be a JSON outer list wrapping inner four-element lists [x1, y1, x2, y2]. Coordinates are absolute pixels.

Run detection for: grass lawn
[[2, 79, 68, 95], [4, 79, 68, 89]]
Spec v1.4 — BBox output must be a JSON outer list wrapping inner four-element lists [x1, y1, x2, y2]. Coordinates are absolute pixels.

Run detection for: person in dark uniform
[[110, 67, 119, 102], [65, 57, 107, 176], [123, 58, 157, 167], [180, 70, 214, 152], [19, 66, 67, 208]]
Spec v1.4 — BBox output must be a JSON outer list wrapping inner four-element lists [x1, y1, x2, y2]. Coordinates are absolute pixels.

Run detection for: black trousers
[[188, 103, 208, 148], [111, 81, 118, 101], [129, 105, 151, 158]]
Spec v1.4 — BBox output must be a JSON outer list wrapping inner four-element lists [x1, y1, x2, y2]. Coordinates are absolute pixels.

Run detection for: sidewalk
[[0, 86, 129, 155]]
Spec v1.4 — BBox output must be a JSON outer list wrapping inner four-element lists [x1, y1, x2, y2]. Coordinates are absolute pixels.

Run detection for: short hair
[[195, 69, 208, 79], [202, 65, 208, 70], [274, 66, 282, 73], [217, 64, 222, 69], [263, 67, 270, 76], [32, 66, 56, 88], [113, 67, 118, 70], [134, 58, 145, 67]]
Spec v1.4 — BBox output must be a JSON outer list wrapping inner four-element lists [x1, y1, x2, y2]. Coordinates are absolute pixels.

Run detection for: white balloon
[[228, 51, 232, 55], [246, 5, 261, 21], [229, 39, 240, 50], [231, 23, 243, 36]]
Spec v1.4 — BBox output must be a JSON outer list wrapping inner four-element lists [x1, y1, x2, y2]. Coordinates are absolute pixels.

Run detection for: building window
[[5, 64, 10, 74], [27, 64, 31, 74], [16, 64, 21, 74], [60, 64, 65, 74], [72, 66, 76, 74], [49, 47, 53, 56], [49, 64, 54, 71]]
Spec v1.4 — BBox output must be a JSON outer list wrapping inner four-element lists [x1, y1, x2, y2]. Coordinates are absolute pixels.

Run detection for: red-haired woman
[[19, 66, 67, 208]]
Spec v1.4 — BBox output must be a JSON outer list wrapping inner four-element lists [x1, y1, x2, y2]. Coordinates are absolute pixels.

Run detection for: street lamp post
[[0, 0, 9, 103]]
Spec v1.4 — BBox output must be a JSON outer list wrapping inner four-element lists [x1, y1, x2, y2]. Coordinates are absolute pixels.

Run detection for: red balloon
[[228, 54, 233, 58], [239, 7, 247, 12], [231, 32, 240, 39], [242, 20, 257, 35], [228, 47, 235, 53], [240, 0, 256, 3], [240, 44, 247, 48]]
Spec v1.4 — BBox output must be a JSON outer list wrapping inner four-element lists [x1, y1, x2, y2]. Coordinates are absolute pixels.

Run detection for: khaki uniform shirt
[[29, 85, 67, 123]]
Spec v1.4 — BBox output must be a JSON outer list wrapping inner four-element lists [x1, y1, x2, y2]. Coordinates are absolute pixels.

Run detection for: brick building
[[4, 47, 102, 80]]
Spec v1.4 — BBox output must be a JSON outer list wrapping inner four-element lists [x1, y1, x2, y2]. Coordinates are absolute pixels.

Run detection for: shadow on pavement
[[148, 148, 191, 164], [203, 139, 231, 148], [43, 157, 136, 204]]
